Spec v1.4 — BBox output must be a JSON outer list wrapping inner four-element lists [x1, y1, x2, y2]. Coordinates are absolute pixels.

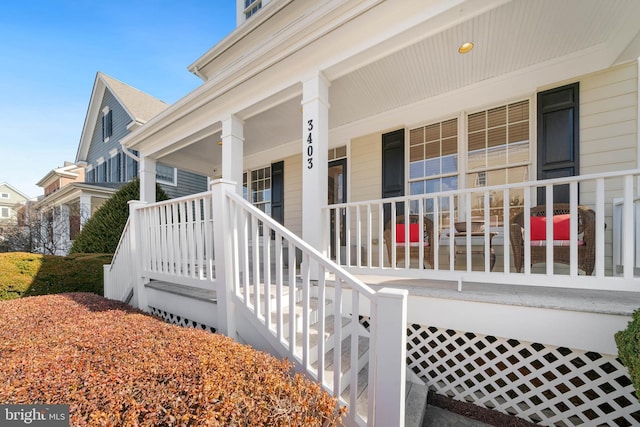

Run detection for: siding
[[578, 61, 638, 274], [160, 169, 208, 199], [284, 154, 302, 237], [86, 89, 130, 167]]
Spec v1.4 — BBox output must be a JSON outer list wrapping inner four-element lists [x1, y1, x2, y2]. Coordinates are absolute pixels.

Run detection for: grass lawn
[[0, 293, 343, 426]]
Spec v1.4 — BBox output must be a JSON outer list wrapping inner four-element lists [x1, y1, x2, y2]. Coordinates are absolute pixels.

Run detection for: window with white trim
[[156, 163, 177, 186], [0, 207, 9, 218], [1, 193, 9, 199], [467, 100, 529, 219], [244, 0, 262, 19], [102, 107, 113, 142], [243, 166, 271, 216]]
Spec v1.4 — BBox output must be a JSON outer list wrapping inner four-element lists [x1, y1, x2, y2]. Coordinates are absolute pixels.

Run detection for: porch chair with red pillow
[[383, 214, 434, 269], [509, 203, 596, 275]]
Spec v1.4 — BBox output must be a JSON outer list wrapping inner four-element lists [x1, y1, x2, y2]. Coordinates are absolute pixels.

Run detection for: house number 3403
[[307, 119, 313, 169]]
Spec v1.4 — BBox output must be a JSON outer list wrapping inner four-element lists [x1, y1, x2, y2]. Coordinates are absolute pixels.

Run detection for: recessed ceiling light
[[458, 42, 474, 54]]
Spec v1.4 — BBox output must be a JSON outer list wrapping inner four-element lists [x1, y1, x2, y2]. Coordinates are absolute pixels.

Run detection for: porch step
[[145, 280, 217, 303]]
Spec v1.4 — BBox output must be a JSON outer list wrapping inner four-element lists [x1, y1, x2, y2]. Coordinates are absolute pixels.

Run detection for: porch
[[105, 172, 640, 426]]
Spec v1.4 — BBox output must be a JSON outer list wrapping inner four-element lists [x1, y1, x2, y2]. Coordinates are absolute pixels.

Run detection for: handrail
[[226, 191, 375, 298]]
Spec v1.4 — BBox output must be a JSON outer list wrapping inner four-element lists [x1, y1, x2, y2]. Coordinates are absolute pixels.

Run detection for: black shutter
[[271, 161, 284, 225], [382, 129, 405, 224], [537, 83, 579, 204]]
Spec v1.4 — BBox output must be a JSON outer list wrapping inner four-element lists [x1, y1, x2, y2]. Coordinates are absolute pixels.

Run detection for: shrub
[[0, 252, 111, 300], [616, 309, 640, 403], [70, 179, 168, 254], [0, 293, 344, 426]]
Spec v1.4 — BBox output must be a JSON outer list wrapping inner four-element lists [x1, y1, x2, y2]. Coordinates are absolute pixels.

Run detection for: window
[[86, 168, 95, 183], [467, 100, 529, 218], [244, 0, 262, 19], [156, 163, 177, 186], [102, 108, 113, 142], [126, 151, 138, 181], [0, 207, 9, 218], [243, 166, 271, 216], [1, 193, 8, 199], [409, 118, 459, 196]]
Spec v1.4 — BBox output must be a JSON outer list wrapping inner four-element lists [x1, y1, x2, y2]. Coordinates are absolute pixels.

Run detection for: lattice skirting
[[149, 306, 217, 334], [406, 324, 640, 426]]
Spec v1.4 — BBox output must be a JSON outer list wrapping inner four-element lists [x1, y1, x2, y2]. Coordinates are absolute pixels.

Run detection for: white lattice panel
[[149, 306, 217, 334], [406, 324, 640, 426]]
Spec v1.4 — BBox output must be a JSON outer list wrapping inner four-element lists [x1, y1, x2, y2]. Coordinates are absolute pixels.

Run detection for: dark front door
[[382, 129, 405, 225], [328, 158, 347, 259], [537, 82, 579, 204]]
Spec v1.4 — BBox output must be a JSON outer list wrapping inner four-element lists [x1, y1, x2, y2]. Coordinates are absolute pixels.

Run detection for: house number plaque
[[306, 119, 314, 169]]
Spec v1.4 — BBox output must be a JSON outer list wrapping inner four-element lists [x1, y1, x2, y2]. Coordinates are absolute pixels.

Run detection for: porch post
[[372, 288, 407, 427], [139, 155, 156, 203], [59, 204, 70, 255], [301, 72, 330, 264], [128, 200, 149, 311], [79, 194, 92, 228], [221, 115, 244, 195], [210, 179, 237, 339]]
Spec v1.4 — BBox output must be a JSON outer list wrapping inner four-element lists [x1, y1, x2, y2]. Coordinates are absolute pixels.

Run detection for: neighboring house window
[[0, 207, 9, 218], [1, 193, 9, 199], [243, 166, 271, 216], [244, 0, 262, 19], [102, 108, 113, 142], [467, 100, 529, 218], [156, 163, 177, 186]]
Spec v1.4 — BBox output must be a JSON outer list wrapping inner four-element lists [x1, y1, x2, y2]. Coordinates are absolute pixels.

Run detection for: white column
[[128, 200, 149, 311], [79, 194, 92, 228], [301, 73, 330, 256], [140, 156, 156, 203], [221, 115, 245, 195], [59, 204, 70, 255]]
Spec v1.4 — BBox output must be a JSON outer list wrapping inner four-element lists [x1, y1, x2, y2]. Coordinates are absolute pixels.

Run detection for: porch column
[[221, 115, 244, 195], [79, 194, 92, 228], [140, 156, 156, 203], [301, 72, 330, 258], [59, 204, 70, 255]]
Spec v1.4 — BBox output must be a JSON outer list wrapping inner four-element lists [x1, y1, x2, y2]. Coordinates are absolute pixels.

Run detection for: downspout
[[190, 65, 206, 81]]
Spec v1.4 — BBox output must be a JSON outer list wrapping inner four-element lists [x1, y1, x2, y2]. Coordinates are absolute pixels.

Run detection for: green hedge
[[70, 179, 168, 254], [0, 252, 112, 300], [615, 309, 640, 403]]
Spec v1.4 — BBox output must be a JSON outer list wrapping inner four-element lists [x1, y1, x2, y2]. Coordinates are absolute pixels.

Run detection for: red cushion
[[396, 223, 420, 243], [530, 214, 571, 240]]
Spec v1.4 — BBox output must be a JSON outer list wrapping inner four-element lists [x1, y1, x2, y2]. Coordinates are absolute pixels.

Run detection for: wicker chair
[[383, 215, 434, 268], [510, 204, 596, 275]]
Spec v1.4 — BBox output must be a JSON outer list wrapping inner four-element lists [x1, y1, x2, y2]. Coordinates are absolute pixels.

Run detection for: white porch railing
[[221, 185, 407, 427], [325, 169, 640, 292], [139, 192, 215, 287], [104, 217, 133, 302]]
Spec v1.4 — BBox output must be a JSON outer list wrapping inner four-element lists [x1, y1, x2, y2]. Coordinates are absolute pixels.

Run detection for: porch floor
[[346, 274, 640, 316]]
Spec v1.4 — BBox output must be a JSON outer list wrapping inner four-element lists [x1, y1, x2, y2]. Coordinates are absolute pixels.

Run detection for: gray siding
[[84, 87, 207, 198], [160, 169, 208, 199]]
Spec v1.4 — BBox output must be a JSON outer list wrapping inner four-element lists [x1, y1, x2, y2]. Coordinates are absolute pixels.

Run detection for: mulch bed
[[429, 392, 539, 426]]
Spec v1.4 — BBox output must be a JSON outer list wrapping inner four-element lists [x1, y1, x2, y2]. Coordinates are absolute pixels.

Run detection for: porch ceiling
[[156, 0, 640, 176]]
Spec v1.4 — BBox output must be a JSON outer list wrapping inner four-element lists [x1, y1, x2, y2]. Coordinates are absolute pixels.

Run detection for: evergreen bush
[[70, 179, 168, 254], [616, 310, 640, 403]]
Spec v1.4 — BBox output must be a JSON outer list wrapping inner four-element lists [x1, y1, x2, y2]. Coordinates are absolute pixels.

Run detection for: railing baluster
[[334, 278, 343, 398], [356, 206, 362, 267], [302, 253, 310, 369], [484, 191, 490, 273], [345, 207, 351, 268], [367, 204, 372, 268], [317, 267, 326, 386], [378, 203, 384, 268], [465, 194, 472, 272], [264, 224, 272, 328], [624, 175, 634, 279], [252, 215, 260, 314], [275, 232, 283, 340], [242, 209, 250, 304], [335, 206, 341, 266], [570, 182, 578, 277], [595, 178, 605, 278], [433, 196, 440, 271], [545, 184, 554, 276], [418, 199, 424, 270], [288, 242, 296, 356], [524, 187, 531, 275], [391, 202, 397, 270], [350, 290, 359, 412], [502, 189, 510, 273]]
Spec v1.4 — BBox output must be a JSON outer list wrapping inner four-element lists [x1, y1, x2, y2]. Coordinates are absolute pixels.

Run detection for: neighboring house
[[76, 72, 208, 200], [105, 1, 640, 426], [33, 162, 116, 255], [0, 182, 30, 251]]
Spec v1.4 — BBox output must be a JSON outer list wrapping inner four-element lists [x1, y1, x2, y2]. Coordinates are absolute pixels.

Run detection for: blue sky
[[0, 1, 236, 198]]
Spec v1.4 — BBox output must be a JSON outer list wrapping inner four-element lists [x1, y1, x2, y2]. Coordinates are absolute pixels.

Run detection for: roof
[[0, 182, 31, 201], [33, 182, 121, 208], [36, 162, 83, 188], [75, 72, 168, 163]]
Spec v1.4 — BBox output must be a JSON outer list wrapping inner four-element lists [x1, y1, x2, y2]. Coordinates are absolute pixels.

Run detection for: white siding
[[350, 132, 382, 202]]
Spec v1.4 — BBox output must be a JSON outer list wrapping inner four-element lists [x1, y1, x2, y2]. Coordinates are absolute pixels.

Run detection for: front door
[[328, 158, 347, 259], [537, 83, 579, 203]]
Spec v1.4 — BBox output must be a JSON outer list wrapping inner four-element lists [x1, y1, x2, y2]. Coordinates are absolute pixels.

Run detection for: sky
[[0, 1, 236, 198]]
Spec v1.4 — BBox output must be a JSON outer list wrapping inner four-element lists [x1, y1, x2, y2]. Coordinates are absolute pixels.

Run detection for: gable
[[85, 89, 132, 165]]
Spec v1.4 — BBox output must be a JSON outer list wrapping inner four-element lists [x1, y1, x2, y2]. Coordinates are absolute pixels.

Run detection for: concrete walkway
[[422, 406, 492, 427]]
